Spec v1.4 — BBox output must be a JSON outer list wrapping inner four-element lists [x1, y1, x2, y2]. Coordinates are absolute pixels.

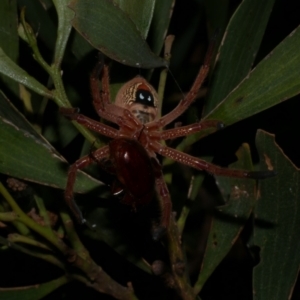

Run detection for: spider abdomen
[[109, 138, 155, 207]]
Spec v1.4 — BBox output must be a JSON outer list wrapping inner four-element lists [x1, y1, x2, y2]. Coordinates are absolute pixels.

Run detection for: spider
[[60, 43, 275, 239]]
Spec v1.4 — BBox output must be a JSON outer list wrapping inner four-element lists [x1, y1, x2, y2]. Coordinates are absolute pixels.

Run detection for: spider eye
[[135, 89, 155, 107]]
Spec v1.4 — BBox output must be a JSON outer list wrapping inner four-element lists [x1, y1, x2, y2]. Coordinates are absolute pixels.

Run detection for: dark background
[[0, 0, 299, 299]]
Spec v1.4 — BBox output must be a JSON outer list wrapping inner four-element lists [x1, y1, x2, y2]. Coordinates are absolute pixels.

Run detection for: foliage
[[0, 0, 299, 299]]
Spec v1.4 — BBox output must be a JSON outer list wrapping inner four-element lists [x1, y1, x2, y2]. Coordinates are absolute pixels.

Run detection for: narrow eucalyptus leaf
[[0, 0, 19, 97], [114, 0, 156, 39], [69, 0, 167, 68], [0, 91, 102, 193], [205, 25, 300, 126], [205, 0, 276, 113], [0, 48, 52, 98], [254, 130, 300, 300]]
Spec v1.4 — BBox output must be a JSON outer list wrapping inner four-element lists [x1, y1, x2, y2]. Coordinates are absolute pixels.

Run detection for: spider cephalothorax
[[115, 77, 159, 124], [61, 44, 275, 238]]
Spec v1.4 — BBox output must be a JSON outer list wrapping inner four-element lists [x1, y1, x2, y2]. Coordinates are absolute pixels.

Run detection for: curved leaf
[[0, 91, 102, 193], [148, 0, 175, 55], [204, 0, 276, 114], [254, 130, 300, 300], [53, 0, 74, 65], [194, 144, 257, 293], [0, 48, 52, 98], [114, 0, 155, 39], [0, 0, 19, 97], [69, 0, 167, 68], [205, 25, 300, 125]]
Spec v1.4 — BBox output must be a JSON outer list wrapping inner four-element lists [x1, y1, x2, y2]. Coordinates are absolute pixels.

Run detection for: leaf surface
[[114, 0, 155, 39], [0, 0, 19, 97], [204, 0, 276, 114], [0, 91, 102, 193], [149, 0, 175, 55], [69, 0, 166, 68], [195, 144, 257, 292], [0, 48, 52, 98], [205, 25, 300, 125], [253, 130, 300, 300]]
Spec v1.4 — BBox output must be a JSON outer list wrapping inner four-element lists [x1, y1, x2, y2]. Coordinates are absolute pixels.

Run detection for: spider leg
[[151, 158, 172, 240], [90, 62, 131, 124], [60, 107, 121, 139], [147, 39, 215, 130], [65, 146, 110, 224], [159, 120, 224, 140], [151, 143, 276, 179]]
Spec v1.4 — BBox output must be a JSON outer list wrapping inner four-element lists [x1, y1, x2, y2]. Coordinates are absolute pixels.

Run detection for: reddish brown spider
[[61, 44, 275, 238]]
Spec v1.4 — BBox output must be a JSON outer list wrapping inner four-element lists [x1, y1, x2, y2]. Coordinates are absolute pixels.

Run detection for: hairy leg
[[150, 142, 276, 179], [65, 146, 110, 223], [159, 120, 224, 140], [146, 39, 215, 130], [90, 62, 132, 123]]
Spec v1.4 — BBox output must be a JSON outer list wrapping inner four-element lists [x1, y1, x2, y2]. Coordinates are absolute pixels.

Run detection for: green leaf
[[0, 48, 52, 98], [253, 130, 300, 300], [148, 0, 175, 55], [53, 0, 74, 66], [114, 0, 156, 39], [0, 276, 69, 300], [0, 0, 19, 97], [69, 0, 167, 68], [204, 0, 276, 114], [70, 32, 95, 60], [205, 25, 300, 125], [17, 0, 57, 51], [194, 143, 257, 293], [0, 91, 102, 193]]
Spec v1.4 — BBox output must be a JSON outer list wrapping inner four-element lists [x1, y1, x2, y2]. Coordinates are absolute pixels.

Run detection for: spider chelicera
[[60, 44, 275, 238]]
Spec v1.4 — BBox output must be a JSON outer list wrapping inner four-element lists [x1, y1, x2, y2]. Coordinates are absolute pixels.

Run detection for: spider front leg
[[147, 37, 216, 131], [60, 107, 120, 137], [90, 61, 131, 124], [151, 143, 276, 179], [65, 146, 110, 224]]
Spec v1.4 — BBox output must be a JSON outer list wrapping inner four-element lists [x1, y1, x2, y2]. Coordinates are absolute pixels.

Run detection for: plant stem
[[166, 215, 196, 300], [0, 182, 67, 253]]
